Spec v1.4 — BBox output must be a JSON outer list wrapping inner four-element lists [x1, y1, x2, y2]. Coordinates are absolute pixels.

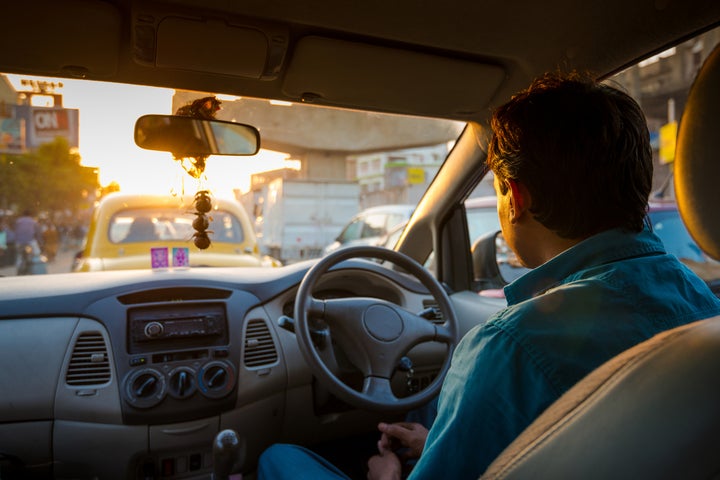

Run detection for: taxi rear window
[[109, 208, 244, 244]]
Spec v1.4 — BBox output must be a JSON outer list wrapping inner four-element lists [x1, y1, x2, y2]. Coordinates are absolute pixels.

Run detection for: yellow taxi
[[72, 192, 274, 271]]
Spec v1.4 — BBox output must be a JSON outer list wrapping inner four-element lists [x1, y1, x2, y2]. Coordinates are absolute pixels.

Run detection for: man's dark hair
[[487, 71, 652, 238]]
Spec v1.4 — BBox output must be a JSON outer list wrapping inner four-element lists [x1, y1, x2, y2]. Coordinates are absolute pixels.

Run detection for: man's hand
[[377, 422, 428, 460], [367, 422, 428, 479], [367, 447, 402, 480]]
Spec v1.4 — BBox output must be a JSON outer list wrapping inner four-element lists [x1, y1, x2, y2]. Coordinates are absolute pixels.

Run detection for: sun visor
[[0, 0, 120, 78], [133, 12, 288, 80], [282, 36, 505, 117]]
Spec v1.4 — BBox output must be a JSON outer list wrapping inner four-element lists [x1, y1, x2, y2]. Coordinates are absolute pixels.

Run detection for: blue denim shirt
[[411, 227, 720, 480]]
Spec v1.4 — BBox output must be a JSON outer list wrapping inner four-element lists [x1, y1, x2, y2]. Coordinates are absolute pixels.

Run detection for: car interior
[[1, 1, 720, 479]]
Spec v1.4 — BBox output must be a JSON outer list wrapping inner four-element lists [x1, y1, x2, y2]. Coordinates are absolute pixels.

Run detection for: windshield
[[0, 76, 464, 275], [2, 27, 720, 282]]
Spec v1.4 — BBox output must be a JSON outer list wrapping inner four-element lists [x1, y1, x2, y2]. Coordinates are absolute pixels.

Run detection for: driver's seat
[[481, 44, 720, 479]]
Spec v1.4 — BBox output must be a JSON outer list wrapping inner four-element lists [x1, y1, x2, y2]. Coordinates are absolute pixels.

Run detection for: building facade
[[352, 143, 450, 208]]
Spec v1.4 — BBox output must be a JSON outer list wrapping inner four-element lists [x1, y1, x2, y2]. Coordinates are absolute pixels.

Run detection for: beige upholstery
[[482, 317, 720, 479]]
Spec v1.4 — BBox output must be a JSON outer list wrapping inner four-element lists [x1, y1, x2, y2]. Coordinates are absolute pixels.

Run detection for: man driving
[[257, 72, 720, 479]]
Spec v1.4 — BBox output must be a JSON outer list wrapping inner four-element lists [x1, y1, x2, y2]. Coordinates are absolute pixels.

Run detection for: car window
[[467, 208, 500, 244], [465, 173, 499, 242], [214, 212, 245, 243], [360, 213, 388, 238], [606, 31, 720, 289], [109, 208, 244, 244], [113, 216, 158, 243], [648, 209, 705, 262], [337, 218, 363, 243]]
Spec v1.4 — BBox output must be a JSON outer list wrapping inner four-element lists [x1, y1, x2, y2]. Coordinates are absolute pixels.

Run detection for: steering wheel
[[294, 245, 459, 412]]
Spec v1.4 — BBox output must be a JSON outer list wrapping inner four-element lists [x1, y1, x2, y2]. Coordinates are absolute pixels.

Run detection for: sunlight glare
[[6, 74, 294, 199]]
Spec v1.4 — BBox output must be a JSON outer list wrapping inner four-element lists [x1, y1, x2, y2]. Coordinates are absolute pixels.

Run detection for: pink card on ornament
[[150, 247, 169, 269], [172, 247, 189, 267]]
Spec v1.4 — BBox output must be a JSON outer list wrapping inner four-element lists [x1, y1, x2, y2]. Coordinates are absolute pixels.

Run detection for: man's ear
[[507, 179, 527, 221]]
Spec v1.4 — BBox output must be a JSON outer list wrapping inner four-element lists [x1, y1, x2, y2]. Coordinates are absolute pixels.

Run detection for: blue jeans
[[257, 444, 350, 480], [257, 397, 438, 479]]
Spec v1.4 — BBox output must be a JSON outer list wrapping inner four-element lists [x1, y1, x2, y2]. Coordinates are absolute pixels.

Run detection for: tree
[[99, 181, 121, 198], [0, 137, 99, 216]]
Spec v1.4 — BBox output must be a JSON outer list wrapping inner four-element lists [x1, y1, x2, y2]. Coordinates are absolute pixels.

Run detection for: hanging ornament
[[172, 96, 223, 249], [191, 190, 214, 250], [173, 96, 223, 179]]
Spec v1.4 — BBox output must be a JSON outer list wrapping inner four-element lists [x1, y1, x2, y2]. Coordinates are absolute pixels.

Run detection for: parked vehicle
[[648, 201, 720, 296], [324, 204, 415, 255], [252, 178, 360, 263], [0, 1, 719, 479]]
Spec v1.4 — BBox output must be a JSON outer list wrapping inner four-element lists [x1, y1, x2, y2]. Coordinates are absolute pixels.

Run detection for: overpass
[[173, 91, 464, 180]]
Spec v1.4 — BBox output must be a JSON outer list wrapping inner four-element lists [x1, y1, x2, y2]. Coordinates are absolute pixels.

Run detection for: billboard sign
[[0, 117, 25, 153], [11, 105, 79, 149], [33, 109, 70, 136], [659, 121, 677, 164], [407, 167, 425, 185]]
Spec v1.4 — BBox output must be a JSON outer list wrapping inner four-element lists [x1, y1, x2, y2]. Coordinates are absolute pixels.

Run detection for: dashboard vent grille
[[244, 319, 278, 367], [66, 332, 111, 386], [117, 287, 232, 304], [422, 300, 444, 324]]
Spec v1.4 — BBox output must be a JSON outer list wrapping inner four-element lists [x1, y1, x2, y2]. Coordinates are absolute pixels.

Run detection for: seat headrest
[[675, 44, 720, 260]]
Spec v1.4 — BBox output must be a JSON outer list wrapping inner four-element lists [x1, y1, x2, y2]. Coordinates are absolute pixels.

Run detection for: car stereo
[[127, 303, 228, 354]]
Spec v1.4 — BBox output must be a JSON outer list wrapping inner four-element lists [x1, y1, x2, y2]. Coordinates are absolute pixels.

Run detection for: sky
[[6, 74, 292, 198]]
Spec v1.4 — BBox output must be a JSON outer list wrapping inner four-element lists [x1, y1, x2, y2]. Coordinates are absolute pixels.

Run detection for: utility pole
[[18, 79, 63, 107]]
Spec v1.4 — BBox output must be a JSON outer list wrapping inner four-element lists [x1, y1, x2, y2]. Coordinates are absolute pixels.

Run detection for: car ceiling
[[3, 0, 720, 124]]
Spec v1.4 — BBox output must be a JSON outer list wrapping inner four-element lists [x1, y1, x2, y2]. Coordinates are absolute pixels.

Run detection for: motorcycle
[[16, 241, 48, 275]]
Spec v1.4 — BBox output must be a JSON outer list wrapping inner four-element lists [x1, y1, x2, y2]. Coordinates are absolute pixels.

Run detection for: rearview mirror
[[134, 114, 260, 156]]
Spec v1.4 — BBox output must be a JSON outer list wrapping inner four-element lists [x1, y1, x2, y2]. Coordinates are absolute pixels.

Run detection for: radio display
[[127, 303, 228, 354], [164, 317, 205, 334]]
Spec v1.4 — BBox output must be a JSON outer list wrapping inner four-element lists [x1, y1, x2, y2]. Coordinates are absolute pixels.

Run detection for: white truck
[[250, 178, 360, 264]]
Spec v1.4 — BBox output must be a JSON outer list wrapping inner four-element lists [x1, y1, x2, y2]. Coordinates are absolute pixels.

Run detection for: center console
[[120, 302, 238, 425]]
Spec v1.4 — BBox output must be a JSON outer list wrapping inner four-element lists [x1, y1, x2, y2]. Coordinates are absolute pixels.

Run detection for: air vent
[[422, 300, 444, 324], [66, 332, 111, 386], [244, 319, 278, 368]]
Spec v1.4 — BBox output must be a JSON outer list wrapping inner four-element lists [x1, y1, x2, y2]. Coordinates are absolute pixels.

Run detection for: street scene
[[0, 243, 77, 276]]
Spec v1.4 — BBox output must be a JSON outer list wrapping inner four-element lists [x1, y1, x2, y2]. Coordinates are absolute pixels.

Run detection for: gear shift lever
[[212, 429, 244, 480]]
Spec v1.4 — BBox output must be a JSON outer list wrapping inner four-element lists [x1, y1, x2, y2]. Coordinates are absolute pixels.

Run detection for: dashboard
[[0, 259, 505, 479]]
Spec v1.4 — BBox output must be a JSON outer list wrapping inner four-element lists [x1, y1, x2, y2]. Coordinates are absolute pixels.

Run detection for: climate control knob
[[168, 366, 197, 399], [198, 360, 236, 399], [124, 368, 167, 409]]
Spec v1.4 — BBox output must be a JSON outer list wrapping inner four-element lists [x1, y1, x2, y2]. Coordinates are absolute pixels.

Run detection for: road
[[0, 247, 77, 277]]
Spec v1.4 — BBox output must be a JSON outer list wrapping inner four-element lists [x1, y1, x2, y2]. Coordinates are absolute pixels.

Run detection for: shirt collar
[[504, 227, 667, 305]]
